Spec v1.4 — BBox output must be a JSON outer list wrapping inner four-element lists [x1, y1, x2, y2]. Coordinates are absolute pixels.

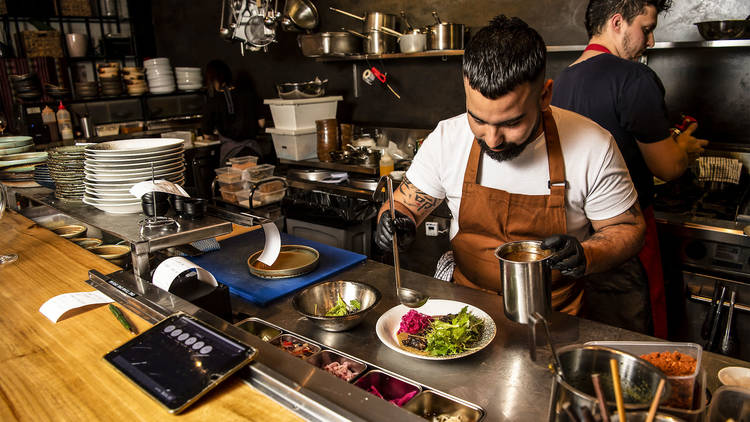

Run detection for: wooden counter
[[0, 210, 301, 421]]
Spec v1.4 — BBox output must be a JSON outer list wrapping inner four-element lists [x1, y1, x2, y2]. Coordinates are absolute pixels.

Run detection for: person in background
[[375, 15, 646, 318], [201, 59, 270, 164], [551, 0, 708, 337]]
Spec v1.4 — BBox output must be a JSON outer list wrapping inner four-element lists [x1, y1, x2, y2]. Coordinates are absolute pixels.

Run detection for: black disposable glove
[[375, 210, 416, 252], [541, 234, 586, 278]]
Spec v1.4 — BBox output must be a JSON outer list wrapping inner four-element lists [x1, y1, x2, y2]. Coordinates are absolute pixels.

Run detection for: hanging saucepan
[[428, 11, 466, 50], [330, 7, 399, 32], [343, 28, 398, 55], [298, 32, 360, 56]]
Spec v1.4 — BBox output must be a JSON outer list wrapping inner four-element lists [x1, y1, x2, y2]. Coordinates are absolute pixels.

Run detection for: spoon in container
[[374, 175, 429, 308]]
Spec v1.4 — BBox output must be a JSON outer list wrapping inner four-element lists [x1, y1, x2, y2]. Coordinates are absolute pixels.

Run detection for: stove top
[[653, 173, 750, 222]]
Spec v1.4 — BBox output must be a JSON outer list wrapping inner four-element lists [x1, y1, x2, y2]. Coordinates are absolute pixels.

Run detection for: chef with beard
[[375, 15, 646, 315]]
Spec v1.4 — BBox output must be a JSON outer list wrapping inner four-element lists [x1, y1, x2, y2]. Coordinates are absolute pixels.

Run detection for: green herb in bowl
[[325, 295, 361, 316]]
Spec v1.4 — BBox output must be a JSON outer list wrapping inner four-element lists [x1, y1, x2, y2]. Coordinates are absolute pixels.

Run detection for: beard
[[622, 32, 645, 60], [476, 111, 542, 162]]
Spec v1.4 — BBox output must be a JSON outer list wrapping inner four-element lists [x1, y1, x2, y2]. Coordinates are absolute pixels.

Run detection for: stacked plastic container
[[214, 156, 285, 208], [264, 96, 343, 161]]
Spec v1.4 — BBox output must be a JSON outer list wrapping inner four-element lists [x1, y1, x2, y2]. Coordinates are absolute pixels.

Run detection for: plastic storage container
[[215, 167, 243, 184], [219, 187, 239, 203], [264, 96, 342, 130], [585, 341, 702, 409], [228, 155, 258, 170], [235, 178, 286, 208], [242, 164, 275, 182], [266, 127, 317, 160], [708, 385, 750, 422]]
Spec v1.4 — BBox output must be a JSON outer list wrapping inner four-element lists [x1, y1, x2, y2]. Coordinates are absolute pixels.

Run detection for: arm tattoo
[[399, 177, 440, 213], [622, 204, 642, 219]]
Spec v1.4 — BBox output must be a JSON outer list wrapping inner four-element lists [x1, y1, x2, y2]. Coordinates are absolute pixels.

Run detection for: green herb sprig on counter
[[325, 295, 361, 316]]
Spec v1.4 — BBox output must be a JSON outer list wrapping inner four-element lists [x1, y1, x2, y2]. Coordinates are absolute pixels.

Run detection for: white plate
[[83, 194, 140, 204], [85, 168, 184, 183], [375, 299, 497, 361], [84, 159, 185, 173], [84, 188, 137, 198], [85, 165, 184, 181], [83, 197, 143, 214], [84, 176, 184, 188], [150, 86, 176, 94], [85, 149, 183, 162], [718, 366, 750, 389], [85, 154, 183, 167], [86, 138, 184, 154]]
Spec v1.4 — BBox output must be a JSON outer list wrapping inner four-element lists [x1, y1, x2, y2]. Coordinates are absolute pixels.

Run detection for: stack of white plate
[[174, 67, 202, 92], [144, 58, 175, 95], [83, 138, 185, 214]]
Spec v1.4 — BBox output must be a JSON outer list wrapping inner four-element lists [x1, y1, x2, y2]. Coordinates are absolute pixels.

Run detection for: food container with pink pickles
[[585, 341, 702, 409], [354, 369, 421, 407]]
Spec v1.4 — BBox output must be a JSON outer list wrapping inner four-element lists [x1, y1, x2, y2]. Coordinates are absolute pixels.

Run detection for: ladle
[[374, 175, 429, 308]]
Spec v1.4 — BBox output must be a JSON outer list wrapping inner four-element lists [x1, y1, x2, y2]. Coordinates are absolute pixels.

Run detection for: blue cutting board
[[189, 230, 367, 306]]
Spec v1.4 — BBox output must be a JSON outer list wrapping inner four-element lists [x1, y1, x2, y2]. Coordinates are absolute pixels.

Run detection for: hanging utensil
[[701, 280, 721, 340], [706, 284, 727, 351], [373, 175, 429, 308], [720, 289, 737, 356]]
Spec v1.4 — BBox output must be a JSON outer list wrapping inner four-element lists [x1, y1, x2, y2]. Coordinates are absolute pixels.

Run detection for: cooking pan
[[330, 7, 398, 32], [298, 32, 360, 57], [344, 29, 397, 55], [428, 11, 466, 50], [695, 16, 750, 40]]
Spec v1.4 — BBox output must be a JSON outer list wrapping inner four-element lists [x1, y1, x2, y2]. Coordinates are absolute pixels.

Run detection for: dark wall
[[152, 0, 750, 144]]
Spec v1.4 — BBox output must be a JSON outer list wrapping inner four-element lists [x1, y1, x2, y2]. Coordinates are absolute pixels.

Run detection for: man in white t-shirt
[[375, 15, 647, 317]]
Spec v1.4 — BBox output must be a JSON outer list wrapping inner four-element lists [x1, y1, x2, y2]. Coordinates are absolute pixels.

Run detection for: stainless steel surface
[[280, 158, 378, 175], [329, 7, 398, 33], [610, 412, 683, 422], [349, 177, 379, 191], [379, 175, 429, 308], [398, 33, 427, 53], [551, 345, 670, 422], [247, 244, 320, 278], [286, 177, 375, 201], [284, 0, 318, 30], [291, 280, 382, 332], [305, 350, 367, 381], [287, 168, 332, 181], [276, 79, 327, 99], [298, 32, 360, 57], [428, 11, 465, 51], [9, 187, 231, 280], [695, 18, 749, 41], [344, 28, 397, 55], [496, 240, 553, 324], [402, 390, 484, 422]]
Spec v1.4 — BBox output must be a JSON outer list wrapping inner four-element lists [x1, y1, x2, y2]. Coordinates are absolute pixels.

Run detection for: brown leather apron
[[451, 109, 583, 314]]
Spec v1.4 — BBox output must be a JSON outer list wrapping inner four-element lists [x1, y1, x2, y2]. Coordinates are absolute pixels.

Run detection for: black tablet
[[104, 313, 256, 413]]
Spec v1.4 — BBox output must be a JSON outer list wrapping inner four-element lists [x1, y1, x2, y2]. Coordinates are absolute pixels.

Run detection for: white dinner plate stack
[[83, 138, 185, 214], [144, 57, 175, 95], [174, 67, 202, 92]]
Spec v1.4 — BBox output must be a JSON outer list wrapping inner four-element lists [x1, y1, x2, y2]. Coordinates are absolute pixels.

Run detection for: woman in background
[[201, 59, 272, 163]]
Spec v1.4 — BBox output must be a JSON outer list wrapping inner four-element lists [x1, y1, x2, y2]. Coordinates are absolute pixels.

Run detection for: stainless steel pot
[[695, 16, 750, 40], [344, 29, 397, 54], [428, 11, 466, 50], [398, 33, 427, 53], [298, 32, 360, 57], [330, 7, 398, 32], [495, 240, 553, 324]]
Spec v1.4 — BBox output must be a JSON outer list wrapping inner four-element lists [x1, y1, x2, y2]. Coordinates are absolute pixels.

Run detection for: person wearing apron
[[201, 59, 270, 164], [550, 0, 708, 336], [376, 16, 647, 322]]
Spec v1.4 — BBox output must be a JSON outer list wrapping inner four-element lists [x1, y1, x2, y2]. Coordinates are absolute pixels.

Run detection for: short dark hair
[[462, 15, 546, 100], [205, 59, 232, 86], [585, 0, 672, 38]]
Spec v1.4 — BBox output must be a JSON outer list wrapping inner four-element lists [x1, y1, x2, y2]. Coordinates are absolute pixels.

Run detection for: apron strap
[[542, 109, 566, 208]]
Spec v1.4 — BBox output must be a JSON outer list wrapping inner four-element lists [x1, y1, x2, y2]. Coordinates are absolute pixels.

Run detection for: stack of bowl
[[98, 63, 123, 97], [45, 83, 71, 100], [144, 58, 175, 95], [75, 81, 98, 99], [47, 146, 86, 200], [122, 67, 147, 96], [174, 67, 202, 91], [10, 73, 42, 101]]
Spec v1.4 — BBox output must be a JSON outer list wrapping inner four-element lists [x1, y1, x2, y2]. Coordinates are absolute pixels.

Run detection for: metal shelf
[[279, 158, 379, 175], [314, 40, 750, 61]]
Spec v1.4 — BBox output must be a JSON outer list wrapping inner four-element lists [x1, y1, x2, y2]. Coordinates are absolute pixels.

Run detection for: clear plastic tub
[[708, 385, 750, 422], [585, 341, 702, 409], [228, 155, 258, 170], [217, 180, 244, 192], [215, 167, 243, 184], [242, 164, 275, 182], [219, 187, 239, 203], [235, 181, 286, 208]]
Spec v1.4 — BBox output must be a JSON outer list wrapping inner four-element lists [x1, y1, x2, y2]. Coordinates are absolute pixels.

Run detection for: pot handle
[[329, 7, 365, 22], [342, 28, 368, 39], [380, 27, 403, 38], [432, 10, 442, 25]]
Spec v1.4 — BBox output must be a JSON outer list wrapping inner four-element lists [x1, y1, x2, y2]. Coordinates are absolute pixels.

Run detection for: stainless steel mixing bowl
[[292, 280, 381, 332]]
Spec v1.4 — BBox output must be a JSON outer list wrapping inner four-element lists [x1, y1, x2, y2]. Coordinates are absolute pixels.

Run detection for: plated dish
[[375, 299, 496, 361]]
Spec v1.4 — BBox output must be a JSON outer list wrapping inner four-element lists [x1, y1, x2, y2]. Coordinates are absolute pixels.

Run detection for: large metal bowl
[[276, 79, 328, 99], [695, 19, 749, 40], [552, 345, 671, 420], [292, 280, 381, 332]]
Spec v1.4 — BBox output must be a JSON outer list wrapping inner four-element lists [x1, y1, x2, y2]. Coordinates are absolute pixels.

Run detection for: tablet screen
[[104, 313, 256, 413]]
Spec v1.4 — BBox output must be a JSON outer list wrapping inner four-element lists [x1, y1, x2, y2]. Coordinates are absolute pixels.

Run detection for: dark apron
[[450, 109, 583, 315]]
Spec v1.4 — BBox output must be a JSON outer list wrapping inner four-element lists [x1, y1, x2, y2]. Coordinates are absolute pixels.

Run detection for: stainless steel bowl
[[551, 345, 671, 420], [276, 79, 328, 99], [695, 19, 749, 40], [292, 280, 381, 332]]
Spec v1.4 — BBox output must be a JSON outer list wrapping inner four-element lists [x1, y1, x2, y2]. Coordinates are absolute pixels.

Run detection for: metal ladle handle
[[528, 312, 562, 377], [386, 176, 403, 292]]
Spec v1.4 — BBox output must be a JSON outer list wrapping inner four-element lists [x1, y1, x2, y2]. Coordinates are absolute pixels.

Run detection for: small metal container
[[354, 369, 421, 407], [402, 390, 485, 422], [247, 244, 320, 279], [611, 412, 684, 422], [270, 334, 321, 359], [292, 280, 381, 332], [234, 317, 282, 342], [306, 350, 367, 382], [495, 240, 553, 324]]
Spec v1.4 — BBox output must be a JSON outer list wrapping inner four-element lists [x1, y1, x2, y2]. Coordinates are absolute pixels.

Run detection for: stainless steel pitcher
[[495, 240, 553, 324]]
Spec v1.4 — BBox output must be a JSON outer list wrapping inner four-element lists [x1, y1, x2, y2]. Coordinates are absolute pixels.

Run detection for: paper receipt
[[257, 222, 281, 266], [39, 291, 114, 323]]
